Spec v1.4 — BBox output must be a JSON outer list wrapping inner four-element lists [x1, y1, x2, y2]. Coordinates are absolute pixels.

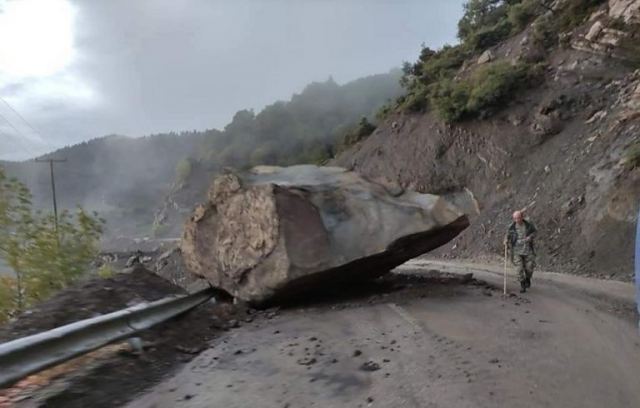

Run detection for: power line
[[0, 96, 50, 160], [0, 110, 27, 138], [0, 117, 41, 160], [34, 158, 67, 240], [0, 128, 34, 159], [0, 95, 45, 140], [0, 113, 40, 159]]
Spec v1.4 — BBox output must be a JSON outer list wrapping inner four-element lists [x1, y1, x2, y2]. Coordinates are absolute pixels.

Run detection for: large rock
[[181, 165, 469, 305], [477, 50, 494, 65]]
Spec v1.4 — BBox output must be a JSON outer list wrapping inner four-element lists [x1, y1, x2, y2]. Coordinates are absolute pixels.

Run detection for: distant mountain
[[2, 70, 403, 242], [1, 132, 209, 238]]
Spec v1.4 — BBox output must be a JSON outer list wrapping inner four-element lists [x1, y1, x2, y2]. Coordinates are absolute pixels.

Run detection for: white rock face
[[609, 0, 640, 24], [477, 50, 494, 65], [181, 165, 469, 304], [585, 21, 604, 42]]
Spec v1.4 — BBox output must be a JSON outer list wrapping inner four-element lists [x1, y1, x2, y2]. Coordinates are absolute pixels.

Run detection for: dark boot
[[520, 280, 527, 293]]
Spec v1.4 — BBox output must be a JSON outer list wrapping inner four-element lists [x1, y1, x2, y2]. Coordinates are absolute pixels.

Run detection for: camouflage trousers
[[513, 254, 535, 282]]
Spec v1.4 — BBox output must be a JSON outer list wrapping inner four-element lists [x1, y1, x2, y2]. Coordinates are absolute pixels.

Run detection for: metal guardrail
[[0, 288, 214, 388]]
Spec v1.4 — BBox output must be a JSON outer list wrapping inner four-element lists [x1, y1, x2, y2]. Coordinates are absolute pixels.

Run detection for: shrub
[[530, 0, 607, 48], [430, 78, 471, 122], [337, 117, 377, 153], [420, 45, 470, 83], [97, 264, 115, 279], [458, 0, 508, 41], [398, 44, 470, 114], [300, 142, 333, 165], [344, 117, 376, 145], [402, 83, 430, 112], [466, 61, 531, 113], [508, 0, 540, 32], [466, 19, 513, 52], [430, 61, 536, 122], [554, 0, 606, 33], [0, 167, 104, 320], [531, 14, 557, 48], [375, 103, 394, 121], [175, 158, 192, 183], [623, 142, 640, 170]]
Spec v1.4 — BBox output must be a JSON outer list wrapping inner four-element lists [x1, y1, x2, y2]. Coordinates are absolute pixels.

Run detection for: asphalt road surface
[[127, 260, 640, 408]]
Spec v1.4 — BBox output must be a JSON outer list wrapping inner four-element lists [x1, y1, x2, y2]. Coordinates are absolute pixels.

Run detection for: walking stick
[[503, 243, 508, 296]]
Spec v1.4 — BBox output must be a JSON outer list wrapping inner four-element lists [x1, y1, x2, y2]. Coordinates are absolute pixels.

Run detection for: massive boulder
[[181, 165, 469, 305]]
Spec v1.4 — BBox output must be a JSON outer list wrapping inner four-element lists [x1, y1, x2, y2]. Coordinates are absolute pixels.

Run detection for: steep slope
[[335, 0, 640, 279]]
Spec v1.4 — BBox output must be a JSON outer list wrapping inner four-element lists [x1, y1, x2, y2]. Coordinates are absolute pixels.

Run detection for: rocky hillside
[[335, 0, 640, 280]]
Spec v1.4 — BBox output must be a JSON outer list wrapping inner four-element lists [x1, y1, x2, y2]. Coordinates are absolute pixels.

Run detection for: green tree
[[338, 117, 378, 153], [175, 158, 193, 183], [458, 0, 507, 41], [0, 167, 103, 322]]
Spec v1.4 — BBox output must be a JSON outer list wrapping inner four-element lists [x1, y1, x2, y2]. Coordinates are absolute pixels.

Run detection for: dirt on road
[[125, 262, 640, 408]]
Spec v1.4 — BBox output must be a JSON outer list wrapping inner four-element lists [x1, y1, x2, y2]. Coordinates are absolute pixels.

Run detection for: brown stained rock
[[181, 165, 469, 305]]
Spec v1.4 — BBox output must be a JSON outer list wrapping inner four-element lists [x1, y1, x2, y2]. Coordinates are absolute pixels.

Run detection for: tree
[[0, 166, 104, 323], [175, 158, 193, 183], [341, 117, 377, 149], [458, 0, 507, 41]]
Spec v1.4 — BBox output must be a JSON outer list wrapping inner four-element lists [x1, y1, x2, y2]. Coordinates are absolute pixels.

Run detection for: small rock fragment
[[297, 357, 317, 366], [360, 361, 381, 372]]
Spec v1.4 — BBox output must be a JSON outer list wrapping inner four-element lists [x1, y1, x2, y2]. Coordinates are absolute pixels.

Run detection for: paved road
[[127, 261, 640, 408]]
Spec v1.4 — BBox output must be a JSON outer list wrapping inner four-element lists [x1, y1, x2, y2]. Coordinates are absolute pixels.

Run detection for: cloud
[[0, 0, 464, 161]]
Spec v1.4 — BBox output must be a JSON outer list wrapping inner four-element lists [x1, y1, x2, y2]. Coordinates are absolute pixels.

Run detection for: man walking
[[505, 210, 537, 293]]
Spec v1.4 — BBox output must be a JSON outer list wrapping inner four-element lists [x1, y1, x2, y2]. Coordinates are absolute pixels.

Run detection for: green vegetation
[[623, 142, 640, 171], [507, 0, 541, 32], [431, 61, 538, 122], [97, 264, 115, 279], [0, 167, 103, 323], [530, 0, 607, 48], [398, 1, 538, 119], [466, 61, 533, 113], [457, 0, 509, 43], [618, 23, 640, 69], [337, 117, 377, 153], [394, 0, 608, 121], [466, 19, 513, 52], [531, 14, 556, 48], [375, 103, 394, 121], [195, 72, 402, 170], [400, 34, 540, 122], [399, 44, 470, 114], [553, 0, 606, 33], [175, 158, 193, 183]]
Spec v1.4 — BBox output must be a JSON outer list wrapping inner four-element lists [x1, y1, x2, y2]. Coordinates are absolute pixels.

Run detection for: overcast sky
[[0, 0, 464, 161]]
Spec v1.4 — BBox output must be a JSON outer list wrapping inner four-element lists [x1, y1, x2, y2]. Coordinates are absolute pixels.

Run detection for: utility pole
[[35, 158, 67, 237]]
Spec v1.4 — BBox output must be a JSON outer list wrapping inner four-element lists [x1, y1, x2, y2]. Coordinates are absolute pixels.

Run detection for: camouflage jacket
[[506, 220, 537, 257]]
